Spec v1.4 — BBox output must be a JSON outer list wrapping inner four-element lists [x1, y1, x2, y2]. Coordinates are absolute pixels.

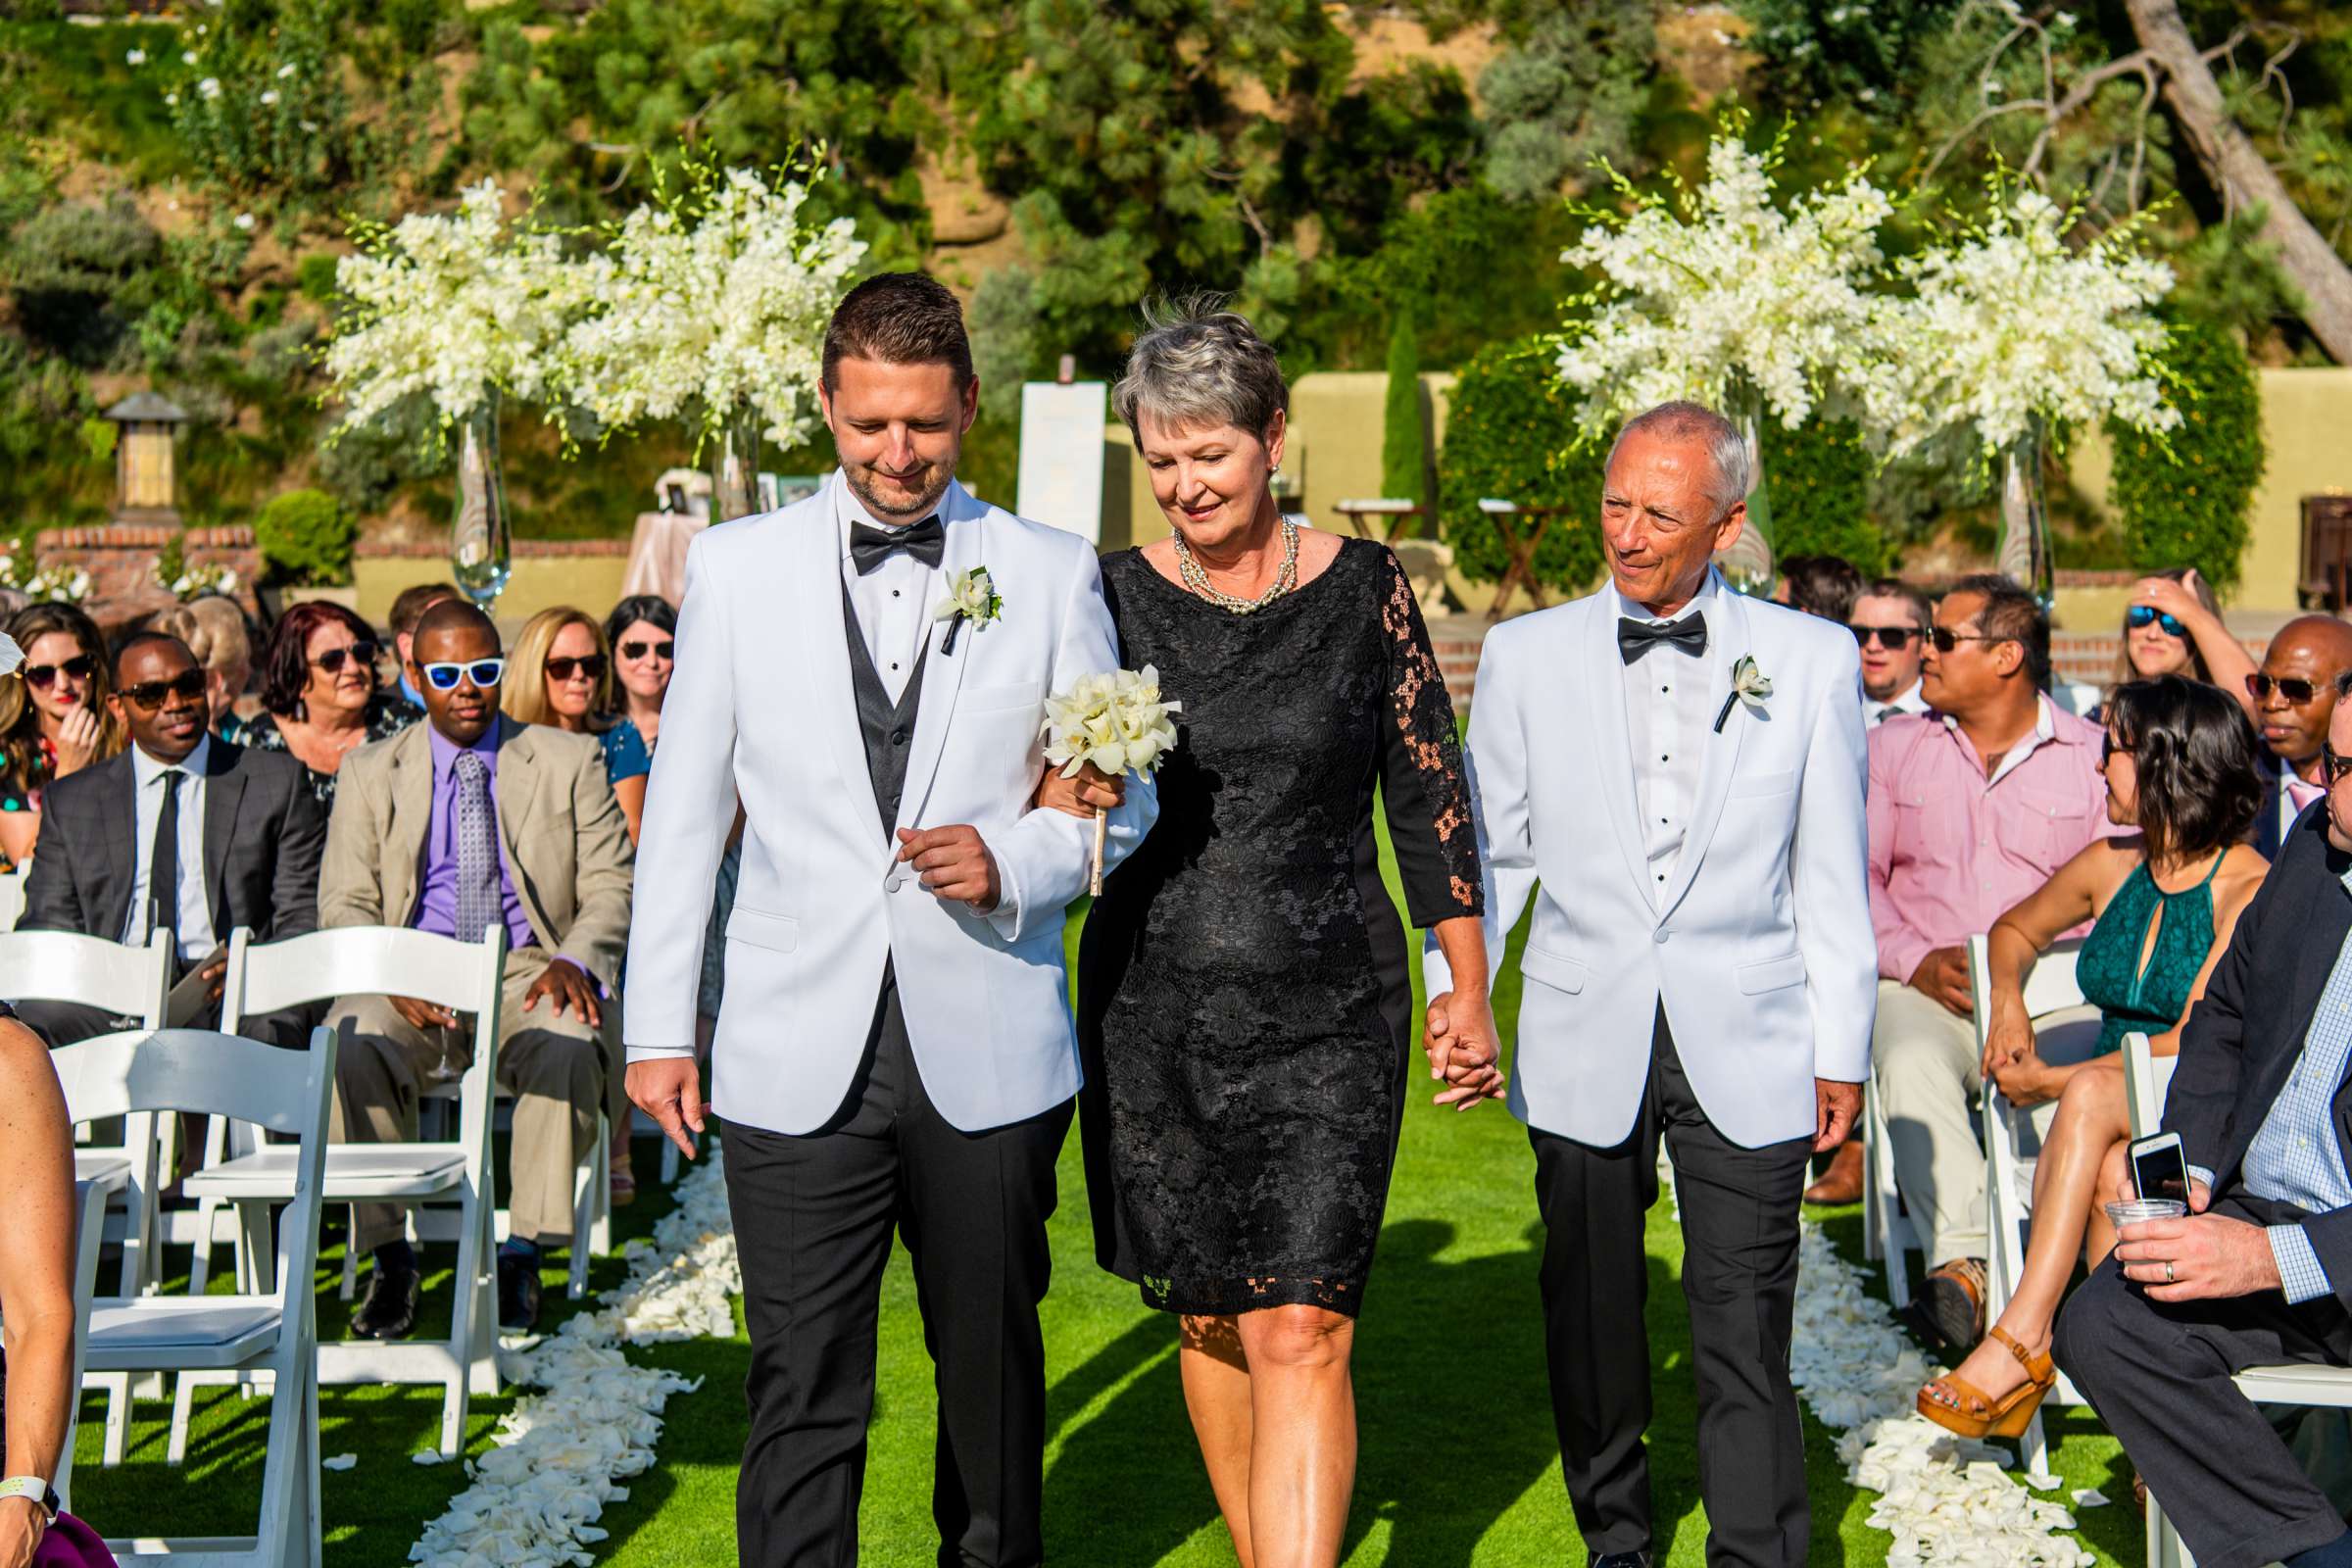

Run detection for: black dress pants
[[2055, 1194, 2352, 1568], [720, 970, 1072, 1568], [1530, 1008, 1813, 1568]]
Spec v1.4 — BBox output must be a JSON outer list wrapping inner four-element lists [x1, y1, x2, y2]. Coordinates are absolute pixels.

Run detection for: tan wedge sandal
[[1915, 1327, 2057, 1441]]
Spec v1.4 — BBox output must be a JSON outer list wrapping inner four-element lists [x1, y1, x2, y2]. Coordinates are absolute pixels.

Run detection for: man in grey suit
[[18, 631, 324, 1047]]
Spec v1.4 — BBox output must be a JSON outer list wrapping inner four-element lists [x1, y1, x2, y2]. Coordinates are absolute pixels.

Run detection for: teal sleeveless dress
[[2073, 853, 2226, 1057]]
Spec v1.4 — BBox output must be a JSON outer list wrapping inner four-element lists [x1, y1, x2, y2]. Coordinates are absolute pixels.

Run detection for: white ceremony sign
[[1016, 380, 1108, 544]]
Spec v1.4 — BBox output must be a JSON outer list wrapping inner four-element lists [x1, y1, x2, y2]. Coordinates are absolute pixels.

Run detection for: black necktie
[[150, 767, 182, 948], [1617, 613, 1708, 664], [850, 515, 945, 575]]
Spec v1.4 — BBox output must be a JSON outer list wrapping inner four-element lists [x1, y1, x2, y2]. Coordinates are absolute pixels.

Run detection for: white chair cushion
[[85, 1298, 279, 1371], [182, 1144, 466, 1201]]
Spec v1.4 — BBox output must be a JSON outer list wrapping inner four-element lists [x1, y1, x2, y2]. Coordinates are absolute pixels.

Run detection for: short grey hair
[[1110, 297, 1289, 441], [1605, 400, 1752, 523]]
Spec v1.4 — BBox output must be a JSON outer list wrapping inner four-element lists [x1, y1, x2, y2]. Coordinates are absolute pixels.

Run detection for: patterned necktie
[[453, 751, 501, 943], [149, 768, 182, 947]]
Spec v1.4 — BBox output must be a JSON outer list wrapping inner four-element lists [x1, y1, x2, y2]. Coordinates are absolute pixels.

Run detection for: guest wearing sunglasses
[[16, 633, 323, 1048], [1868, 575, 2122, 1353], [601, 595, 676, 767], [501, 609, 654, 842], [235, 601, 421, 809], [1851, 576, 1935, 730], [0, 604, 125, 868], [2104, 567, 2257, 723], [321, 601, 633, 1337], [2245, 615, 2352, 859]]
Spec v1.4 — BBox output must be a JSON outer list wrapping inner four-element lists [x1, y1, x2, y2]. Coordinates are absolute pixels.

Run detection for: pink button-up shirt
[[1867, 698, 2118, 984]]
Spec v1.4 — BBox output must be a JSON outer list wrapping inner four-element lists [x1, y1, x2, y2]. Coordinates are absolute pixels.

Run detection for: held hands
[[897, 825, 1002, 913], [1420, 990, 1507, 1110], [1910, 946, 1974, 1019], [1034, 762, 1125, 819], [627, 1057, 706, 1161], [2109, 1167, 2272, 1300]]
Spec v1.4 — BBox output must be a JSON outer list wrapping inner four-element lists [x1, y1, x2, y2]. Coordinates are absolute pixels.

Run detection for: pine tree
[[1381, 307, 1427, 508]]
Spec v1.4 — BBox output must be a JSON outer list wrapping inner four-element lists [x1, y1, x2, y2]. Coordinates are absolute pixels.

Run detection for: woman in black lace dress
[[1062, 306, 1501, 1568]]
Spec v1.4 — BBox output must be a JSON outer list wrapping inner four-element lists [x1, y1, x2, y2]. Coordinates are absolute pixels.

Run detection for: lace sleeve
[[1374, 546, 1484, 926]]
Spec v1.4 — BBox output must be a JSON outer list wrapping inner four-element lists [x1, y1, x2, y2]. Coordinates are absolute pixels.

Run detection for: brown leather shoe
[[1803, 1140, 1865, 1205]]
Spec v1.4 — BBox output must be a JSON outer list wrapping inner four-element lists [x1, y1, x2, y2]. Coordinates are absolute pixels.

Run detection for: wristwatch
[[0, 1476, 58, 1521]]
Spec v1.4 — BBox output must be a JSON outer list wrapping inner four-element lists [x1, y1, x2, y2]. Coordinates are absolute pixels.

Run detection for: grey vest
[[842, 578, 928, 839]]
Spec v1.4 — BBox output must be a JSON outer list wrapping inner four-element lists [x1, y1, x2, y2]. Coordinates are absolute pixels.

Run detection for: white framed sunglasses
[[420, 658, 507, 691]]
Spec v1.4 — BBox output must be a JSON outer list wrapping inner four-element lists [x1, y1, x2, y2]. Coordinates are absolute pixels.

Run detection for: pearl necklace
[[1174, 516, 1298, 613]]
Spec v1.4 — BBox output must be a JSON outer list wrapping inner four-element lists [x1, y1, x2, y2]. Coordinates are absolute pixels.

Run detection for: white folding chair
[[174, 924, 508, 1460], [0, 865, 29, 932], [1863, 1085, 1916, 1302], [1968, 933, 2088, 1475], [45, 1153, 130, 1512], [54, 1026, 335, 1568]]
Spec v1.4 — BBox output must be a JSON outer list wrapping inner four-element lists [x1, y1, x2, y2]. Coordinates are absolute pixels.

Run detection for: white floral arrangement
[[0, 555, 91, 605], [155, 560, 238, 601], [1858, 184, 2180, 459], [1044, 665, 1182, 897], [1553, 121, 1895, 439], [321, 179, 596, 438], [552, 160, 867, 453]]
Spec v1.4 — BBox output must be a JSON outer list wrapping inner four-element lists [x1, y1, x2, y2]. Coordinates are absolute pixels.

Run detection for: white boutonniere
[[934, 565, 1002, 655], [1714, 655, 1772, 733]]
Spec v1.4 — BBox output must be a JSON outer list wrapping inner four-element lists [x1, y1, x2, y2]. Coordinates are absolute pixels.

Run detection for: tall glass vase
[[449, 397, 512, 608], [1996, 416, 2055, 609], [1715, 386, 1777, 596], [709, 406, 763, 522]]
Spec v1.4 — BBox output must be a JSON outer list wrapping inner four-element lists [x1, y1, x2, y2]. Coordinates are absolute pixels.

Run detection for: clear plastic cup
[[2104, 1198, 2189, 1228]]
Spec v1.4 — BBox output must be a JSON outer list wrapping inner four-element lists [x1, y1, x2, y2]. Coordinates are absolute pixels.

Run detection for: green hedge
[[1436, 338, 1605, 595], [2109, 317, 2264, 596], [253, 487, 353, 587], [1759, 415, 1881, 576]]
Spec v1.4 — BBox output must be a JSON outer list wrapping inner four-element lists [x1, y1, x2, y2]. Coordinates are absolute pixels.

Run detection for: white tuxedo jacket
[[623, 472, 1157, 1136], [1428, 576, 1877, 1149]]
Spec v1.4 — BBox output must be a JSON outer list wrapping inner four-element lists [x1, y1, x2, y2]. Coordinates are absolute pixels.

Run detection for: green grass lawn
[[65, 838, 2145, 1565]]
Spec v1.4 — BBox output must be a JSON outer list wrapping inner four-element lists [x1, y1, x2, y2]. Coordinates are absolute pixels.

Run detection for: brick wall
[[31, 524, 262, 629]]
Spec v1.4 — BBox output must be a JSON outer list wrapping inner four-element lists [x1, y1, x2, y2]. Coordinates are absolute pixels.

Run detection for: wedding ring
[[2164, 1260, 2177, 1283]]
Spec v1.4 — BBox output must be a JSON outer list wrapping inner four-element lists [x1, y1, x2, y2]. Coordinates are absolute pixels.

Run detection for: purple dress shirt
[[414, 719, 538, 953]]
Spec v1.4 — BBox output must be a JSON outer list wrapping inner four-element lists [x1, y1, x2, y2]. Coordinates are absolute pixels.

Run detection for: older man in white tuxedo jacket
[[624, 274, 1155, 1568], [1427, 401, 1876, 1568]]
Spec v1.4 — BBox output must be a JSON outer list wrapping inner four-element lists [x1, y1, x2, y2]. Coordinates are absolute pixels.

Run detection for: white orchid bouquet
[[155, 560, 237, 601], [1043, 665, 1182, 897], [321, 179, 594, 442], [552, 159, 867, 454], [0, 555, 90, 605], [1552, 120, 1896, 441], [1858, 182, 2180, 460]]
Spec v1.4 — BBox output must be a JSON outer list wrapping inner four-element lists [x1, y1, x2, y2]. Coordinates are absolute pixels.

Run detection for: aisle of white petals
[[405, 1147, 741, 1568], [1790, 1220, 2103, 1568]]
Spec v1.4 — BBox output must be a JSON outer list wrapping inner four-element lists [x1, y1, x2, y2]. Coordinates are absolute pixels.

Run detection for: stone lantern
[[103, 391, 188, 525]]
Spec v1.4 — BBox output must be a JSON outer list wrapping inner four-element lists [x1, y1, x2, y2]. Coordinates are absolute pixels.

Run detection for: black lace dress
[[1078, 538, 1483, 1318]]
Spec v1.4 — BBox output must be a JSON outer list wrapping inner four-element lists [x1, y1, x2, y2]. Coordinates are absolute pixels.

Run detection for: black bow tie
[[850, 515, 945, 574], [1617, 613, 1707, 664]]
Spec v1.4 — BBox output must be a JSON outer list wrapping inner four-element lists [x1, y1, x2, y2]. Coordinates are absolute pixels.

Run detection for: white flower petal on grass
[[2072, 1489, 2109, 1508], [322, 1453, 358, 1471], [412, 1450, 449, 1466], [277, 62, 297, 78]]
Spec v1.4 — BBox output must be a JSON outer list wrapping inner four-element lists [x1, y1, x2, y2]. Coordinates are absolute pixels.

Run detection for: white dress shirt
[[1863, 679, 1929, 729], [1614, 573, 1719, 906], [122, 735, 216, 960], [838, 483, 944, 704]]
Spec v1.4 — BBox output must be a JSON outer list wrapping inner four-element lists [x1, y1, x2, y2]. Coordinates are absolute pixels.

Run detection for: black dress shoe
[[1592, 1553, 1652, 1568], [497, 1251, 542, 1333], [352, 1265, 419, 1341]]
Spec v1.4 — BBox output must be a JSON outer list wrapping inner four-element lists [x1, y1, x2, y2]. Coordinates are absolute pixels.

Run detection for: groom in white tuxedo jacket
[[1428, 402, 1876, 1568], [624, 274, 1155, 1568]]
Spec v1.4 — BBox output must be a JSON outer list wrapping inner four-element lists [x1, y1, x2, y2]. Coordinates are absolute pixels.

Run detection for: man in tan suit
[[320, 602, 632, 1337]]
